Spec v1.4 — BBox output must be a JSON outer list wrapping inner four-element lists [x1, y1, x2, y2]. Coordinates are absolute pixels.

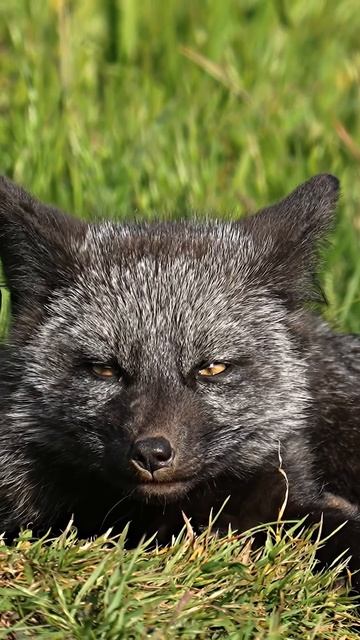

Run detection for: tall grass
[[0, 1, 360, 637], [1, 0, 360, 330]]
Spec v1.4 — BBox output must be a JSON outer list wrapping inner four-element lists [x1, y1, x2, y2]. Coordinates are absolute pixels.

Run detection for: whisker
[[100, 488, 136, 529]]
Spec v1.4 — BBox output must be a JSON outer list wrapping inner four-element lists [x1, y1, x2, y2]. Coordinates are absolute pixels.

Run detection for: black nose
[[131, 437, 173, 474]]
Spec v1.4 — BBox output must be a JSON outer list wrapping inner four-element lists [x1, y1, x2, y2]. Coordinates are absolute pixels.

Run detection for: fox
[[1, 174, 360, 585]]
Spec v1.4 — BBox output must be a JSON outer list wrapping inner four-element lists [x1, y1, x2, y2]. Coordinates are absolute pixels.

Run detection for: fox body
[[1, 175, 360, 580]]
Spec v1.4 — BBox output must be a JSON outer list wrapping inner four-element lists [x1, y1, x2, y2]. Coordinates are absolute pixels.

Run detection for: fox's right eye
[[91, 364, 118, 379]]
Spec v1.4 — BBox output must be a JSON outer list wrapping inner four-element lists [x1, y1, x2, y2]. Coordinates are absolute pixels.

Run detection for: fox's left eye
[[91, 364, 118, 379], [198, 363, 228, 377]]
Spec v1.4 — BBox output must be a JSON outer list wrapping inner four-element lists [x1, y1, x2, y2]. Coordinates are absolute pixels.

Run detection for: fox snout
[[127, 433, 195, 500], [130, 436, 174, 480]]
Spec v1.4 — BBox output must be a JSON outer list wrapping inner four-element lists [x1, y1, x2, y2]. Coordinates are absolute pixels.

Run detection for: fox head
[[0, 175, 339, 528]]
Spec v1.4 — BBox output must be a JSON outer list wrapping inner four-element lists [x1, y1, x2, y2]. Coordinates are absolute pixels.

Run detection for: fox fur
[[1, 174, 360, 584]]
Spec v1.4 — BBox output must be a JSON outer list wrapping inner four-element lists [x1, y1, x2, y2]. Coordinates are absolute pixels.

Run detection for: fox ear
[[244, 174, 340, 303], [0, 177, 86, 315]]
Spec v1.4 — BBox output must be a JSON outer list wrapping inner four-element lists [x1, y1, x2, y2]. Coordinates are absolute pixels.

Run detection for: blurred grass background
[[1, 0, 360, 336], [1, 2, 360, 636]]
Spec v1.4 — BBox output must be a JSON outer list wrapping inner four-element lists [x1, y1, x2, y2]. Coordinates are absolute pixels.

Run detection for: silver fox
[[1, 174, 360, 585]]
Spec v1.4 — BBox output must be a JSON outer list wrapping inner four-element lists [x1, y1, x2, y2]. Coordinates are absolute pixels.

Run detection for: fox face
[[0, 174, 339, 528]]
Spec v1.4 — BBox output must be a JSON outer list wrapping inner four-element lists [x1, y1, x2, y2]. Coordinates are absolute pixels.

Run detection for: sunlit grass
[[0, 520, 359, 639], [1, 1, 360, 329]]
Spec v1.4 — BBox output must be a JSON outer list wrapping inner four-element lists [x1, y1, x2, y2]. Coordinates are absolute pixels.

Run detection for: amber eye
[[198, 363, 227, 377], [91, 364, 118, 379]]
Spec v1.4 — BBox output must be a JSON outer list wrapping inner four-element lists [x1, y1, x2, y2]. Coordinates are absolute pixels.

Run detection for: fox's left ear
[[243, 174, 340, 303], [0, 177, 86, 315]]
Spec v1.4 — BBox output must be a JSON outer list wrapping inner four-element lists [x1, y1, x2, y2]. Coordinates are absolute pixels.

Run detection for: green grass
[[1, 520, 360, 639], [1, 0, 360, 637]]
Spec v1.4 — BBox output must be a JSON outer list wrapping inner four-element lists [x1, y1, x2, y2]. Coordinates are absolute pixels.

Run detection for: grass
[[1, 0, 360, 637], [1, 520, 360, 639]]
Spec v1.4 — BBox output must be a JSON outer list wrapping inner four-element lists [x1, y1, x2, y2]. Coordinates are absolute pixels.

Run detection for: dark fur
[[1, 175, 360, 585]]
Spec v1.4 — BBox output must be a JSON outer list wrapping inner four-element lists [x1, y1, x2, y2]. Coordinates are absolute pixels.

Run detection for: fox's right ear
[[0, 176, 86, 315]]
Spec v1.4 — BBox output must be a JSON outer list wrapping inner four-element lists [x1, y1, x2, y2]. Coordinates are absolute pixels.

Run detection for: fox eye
[[198, 363, 228, 377], [91, 364, 118, 379]]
